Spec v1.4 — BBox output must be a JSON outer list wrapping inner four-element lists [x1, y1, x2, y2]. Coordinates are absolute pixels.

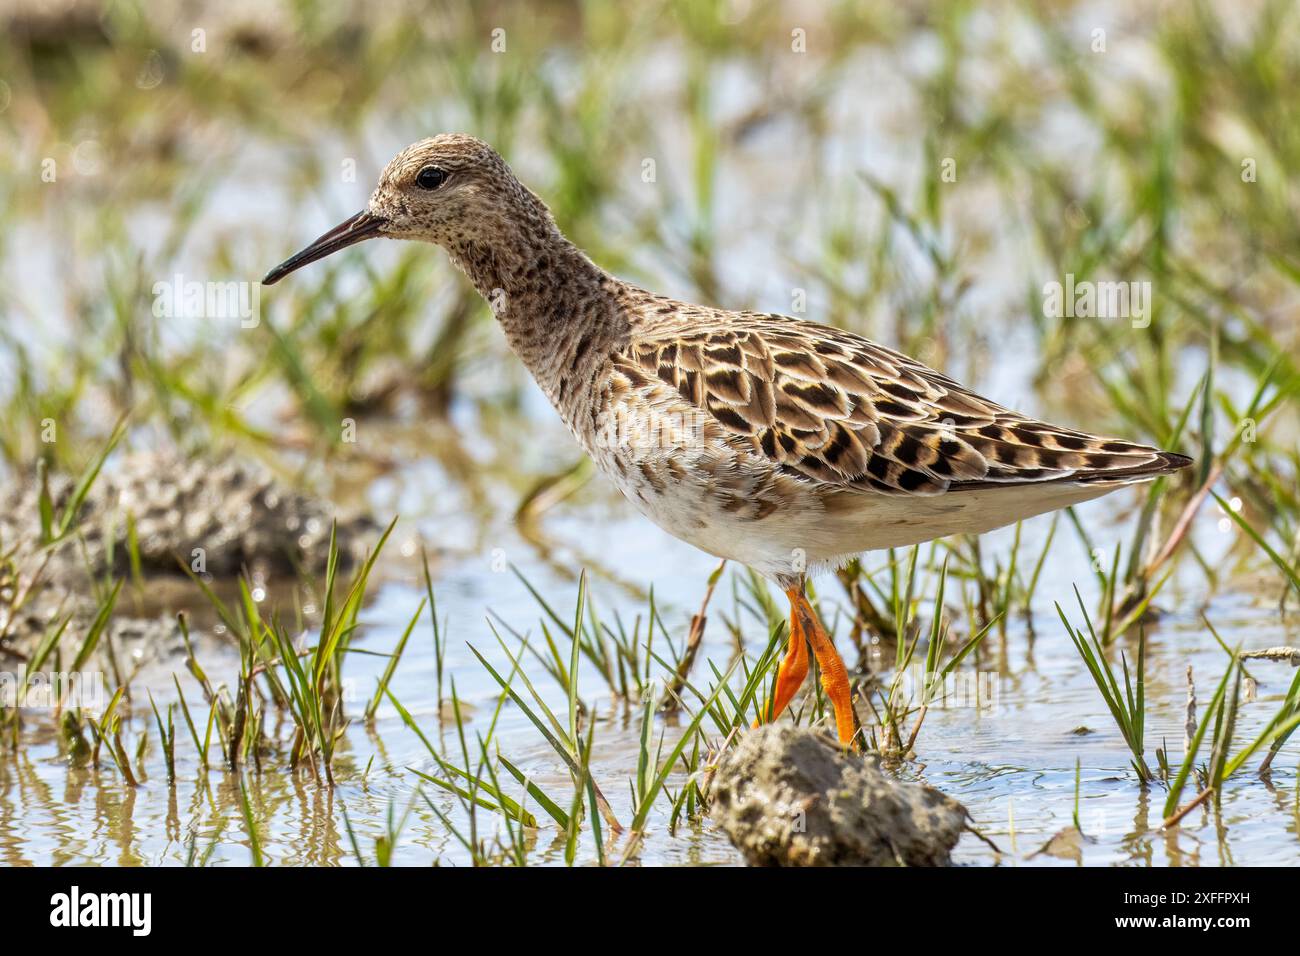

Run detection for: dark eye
[[416, 166, 447, 190]]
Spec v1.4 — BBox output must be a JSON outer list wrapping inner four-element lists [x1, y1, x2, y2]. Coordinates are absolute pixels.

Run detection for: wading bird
[[264, 134, 1190, 746]]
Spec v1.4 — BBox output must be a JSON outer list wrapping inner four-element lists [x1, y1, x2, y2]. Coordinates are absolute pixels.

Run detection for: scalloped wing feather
[[619, 312, 1189, 497]]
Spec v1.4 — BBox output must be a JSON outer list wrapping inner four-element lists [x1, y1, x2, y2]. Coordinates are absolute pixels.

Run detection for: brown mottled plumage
[[264, 133, 1192, 745]]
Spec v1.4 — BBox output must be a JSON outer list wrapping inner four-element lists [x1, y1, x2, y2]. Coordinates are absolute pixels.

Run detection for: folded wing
[[616, 312, 1189, 496]]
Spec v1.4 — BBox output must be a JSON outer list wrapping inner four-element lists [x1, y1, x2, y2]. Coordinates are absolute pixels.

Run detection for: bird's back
[[580, 286, 1190, 576], [607, 287, 1190, 494]]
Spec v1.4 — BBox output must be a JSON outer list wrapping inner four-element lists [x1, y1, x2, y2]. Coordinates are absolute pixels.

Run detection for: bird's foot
[[754, 593, 810, 726], [790, 589, 861, 749], [754, 586, 861, 750]]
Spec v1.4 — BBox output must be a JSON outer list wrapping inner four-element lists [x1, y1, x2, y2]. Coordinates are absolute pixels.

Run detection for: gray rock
[[709, 724, 969, 866], [1, 452, 375, 586], [0, 451, 377, 665], [0, 596, 184, 667]]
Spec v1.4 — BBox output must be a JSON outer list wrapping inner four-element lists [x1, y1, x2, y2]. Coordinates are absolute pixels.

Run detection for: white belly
[[589, 437, 1130, 582]]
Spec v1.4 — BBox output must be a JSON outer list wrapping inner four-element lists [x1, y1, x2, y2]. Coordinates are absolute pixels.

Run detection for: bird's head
[[263, 133, 538, 286]]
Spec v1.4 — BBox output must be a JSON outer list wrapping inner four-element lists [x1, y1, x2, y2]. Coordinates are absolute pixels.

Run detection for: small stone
[[1032, 825, 1089, 862]]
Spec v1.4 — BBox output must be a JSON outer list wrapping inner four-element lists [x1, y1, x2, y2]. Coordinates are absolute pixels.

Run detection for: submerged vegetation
[[0, 0, 1298, 865]]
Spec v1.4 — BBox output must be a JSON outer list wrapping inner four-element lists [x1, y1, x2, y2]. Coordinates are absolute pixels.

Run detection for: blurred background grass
[[0, 0, 1296, 592]]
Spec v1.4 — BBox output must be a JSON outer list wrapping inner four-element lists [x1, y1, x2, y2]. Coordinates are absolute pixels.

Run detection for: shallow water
[[4, 454, 1298, 867]]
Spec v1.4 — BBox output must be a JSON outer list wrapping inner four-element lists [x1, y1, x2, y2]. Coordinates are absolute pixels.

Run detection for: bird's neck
[[445, 213, 628, 419]]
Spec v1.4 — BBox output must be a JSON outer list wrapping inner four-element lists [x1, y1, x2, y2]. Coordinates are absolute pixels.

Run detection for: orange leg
[[755, 587, 859, 748], [755, 590, 810, 725], [791, 591, 859, 748]]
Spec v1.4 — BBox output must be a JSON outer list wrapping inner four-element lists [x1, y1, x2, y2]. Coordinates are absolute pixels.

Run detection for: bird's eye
[[415, 166, 448, 190]]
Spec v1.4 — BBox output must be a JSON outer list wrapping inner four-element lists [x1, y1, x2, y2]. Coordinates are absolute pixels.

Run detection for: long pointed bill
[[261, 210, 387, 285]]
